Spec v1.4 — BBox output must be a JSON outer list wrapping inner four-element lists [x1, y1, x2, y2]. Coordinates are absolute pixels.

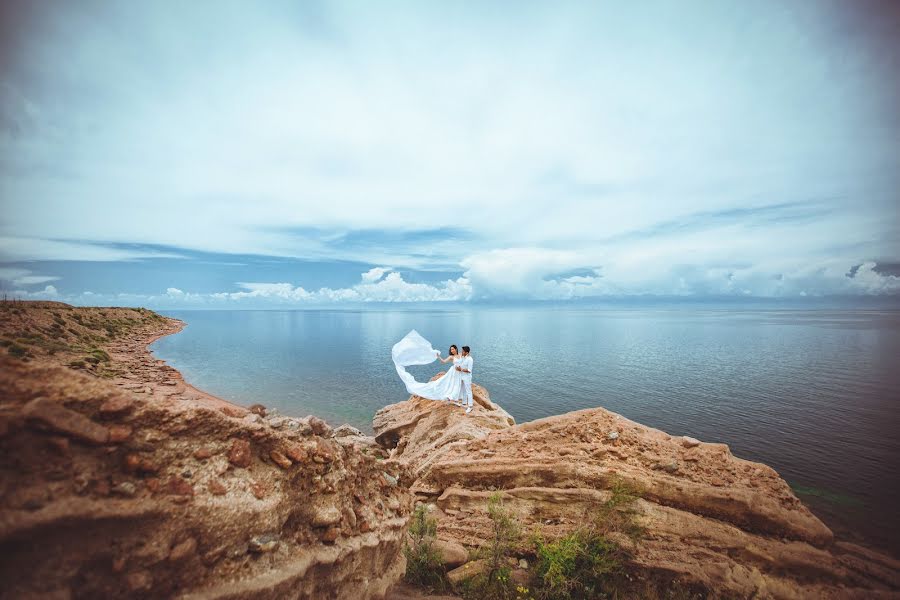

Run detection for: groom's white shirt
[[460, 356, 473, 382]]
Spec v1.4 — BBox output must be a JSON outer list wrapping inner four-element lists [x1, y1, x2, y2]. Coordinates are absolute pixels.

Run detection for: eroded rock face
[[374, 394, 900, 599], [0, 302, 413, 600]]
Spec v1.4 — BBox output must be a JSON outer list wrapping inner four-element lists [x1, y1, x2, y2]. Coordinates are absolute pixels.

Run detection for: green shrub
[[404, 504, 448, 591], [7, 343, 27, 358], [530, 478, 644, 600], [459, 493, 521, 600], [88, 348, 110, 362], [68, 360, 86, 369]]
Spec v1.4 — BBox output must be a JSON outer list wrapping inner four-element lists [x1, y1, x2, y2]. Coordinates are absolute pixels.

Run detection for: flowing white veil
[[391, 330, 463, 401]]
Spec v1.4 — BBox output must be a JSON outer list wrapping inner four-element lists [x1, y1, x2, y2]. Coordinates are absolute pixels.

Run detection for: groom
[[455, 346, 474, 414]]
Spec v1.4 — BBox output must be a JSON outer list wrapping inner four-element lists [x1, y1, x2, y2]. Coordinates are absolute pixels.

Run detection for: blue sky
[[1, 0, 898, 307]]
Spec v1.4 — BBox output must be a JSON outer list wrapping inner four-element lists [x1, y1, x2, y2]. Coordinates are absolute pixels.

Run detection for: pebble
[[111, 481, 137, 497], [228, 439, 252, 468], [269, 450, 292, 469], [284, 444, 307, 463], [607, 431, 620, 441], [682, 436, 701, 448], [208, 480, 227, 496], [193, 447, 214, 460], [243, 414, 262, 425], [108, 424, 133, 443], [332, 424, 363, 438], [382, 472, 398, 487], [166, 476, 194, 497], [267, 417, 286, 429], [248, 534, 279, 553]]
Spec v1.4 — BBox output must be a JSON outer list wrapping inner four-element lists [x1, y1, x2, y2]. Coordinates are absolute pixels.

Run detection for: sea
[[150, 304, 900, 557]]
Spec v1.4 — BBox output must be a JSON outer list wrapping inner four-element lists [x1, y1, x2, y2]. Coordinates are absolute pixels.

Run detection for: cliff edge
[[0, 301, 412, 599], [375, 384, 900, 599]]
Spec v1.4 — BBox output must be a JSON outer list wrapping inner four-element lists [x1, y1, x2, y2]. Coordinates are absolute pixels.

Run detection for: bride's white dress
[[392, 330, 464, 401]]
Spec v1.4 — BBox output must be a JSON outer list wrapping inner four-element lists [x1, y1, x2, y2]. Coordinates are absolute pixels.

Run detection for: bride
[[392, 330, 465, 402]]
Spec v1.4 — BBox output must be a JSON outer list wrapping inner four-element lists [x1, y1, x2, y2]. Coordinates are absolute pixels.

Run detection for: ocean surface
[[151, 306, 900, 557]]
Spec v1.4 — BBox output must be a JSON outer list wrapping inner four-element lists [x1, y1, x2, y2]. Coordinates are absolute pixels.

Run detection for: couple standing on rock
[[435, 344, 474, 413], [391, 330, 476, 414]]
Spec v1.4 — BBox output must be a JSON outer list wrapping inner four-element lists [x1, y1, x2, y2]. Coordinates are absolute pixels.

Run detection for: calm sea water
[[151, 307, 900, 556]]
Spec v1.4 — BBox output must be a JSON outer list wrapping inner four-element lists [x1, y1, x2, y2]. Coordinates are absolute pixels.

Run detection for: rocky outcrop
[[375, 390, 900, 598], [0, 302, 412, 599]]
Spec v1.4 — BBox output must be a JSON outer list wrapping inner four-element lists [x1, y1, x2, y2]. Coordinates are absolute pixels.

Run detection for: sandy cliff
[[0, 302, 412, 599], [374, 384, 900, 599]]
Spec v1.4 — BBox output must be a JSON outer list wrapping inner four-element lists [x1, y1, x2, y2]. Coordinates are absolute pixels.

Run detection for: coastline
[[114, 316, 250, 417]]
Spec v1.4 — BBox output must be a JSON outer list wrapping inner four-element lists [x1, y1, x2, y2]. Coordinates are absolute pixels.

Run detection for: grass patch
[[458, 492, 522, 600], [530, 478, 644, 600], [404, 504, 449, 591], [7, 343, 28, 358]]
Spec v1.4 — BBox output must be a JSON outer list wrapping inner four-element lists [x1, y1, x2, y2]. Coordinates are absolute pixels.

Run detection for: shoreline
[[110, 315, 251, 418]]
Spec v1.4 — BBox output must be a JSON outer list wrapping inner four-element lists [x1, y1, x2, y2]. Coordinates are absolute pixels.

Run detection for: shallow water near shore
[[151, 306, 900, 557]]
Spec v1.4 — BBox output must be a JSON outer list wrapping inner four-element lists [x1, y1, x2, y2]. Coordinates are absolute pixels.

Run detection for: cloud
[[0, 266, 60, 286], [0, 2, 898, 298], [360, 267, 391, 283], [2, 268, 470, 307]]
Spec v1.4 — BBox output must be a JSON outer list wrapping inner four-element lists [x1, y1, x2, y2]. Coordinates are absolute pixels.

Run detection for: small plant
[[404, 504, 447, 591], [530, 478, 644, 600], [459, 493, 521, 600], [7, 343, 27, 358], [88, 348, 110, 362]]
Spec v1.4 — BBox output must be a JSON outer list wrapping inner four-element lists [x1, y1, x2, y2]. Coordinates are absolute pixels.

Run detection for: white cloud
[[360, 267, 391, 284], [1, 3, 897, 297], [4, 270, 472, 307], [0, 267, 61, 287]]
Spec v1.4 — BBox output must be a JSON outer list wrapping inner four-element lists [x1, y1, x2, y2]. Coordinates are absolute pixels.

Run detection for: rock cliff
[[0, 302, 412, 599], [374, 384, 900, 599]]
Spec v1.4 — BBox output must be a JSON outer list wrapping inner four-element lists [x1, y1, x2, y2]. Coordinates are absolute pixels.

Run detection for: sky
[[1, 0, 899, 307]]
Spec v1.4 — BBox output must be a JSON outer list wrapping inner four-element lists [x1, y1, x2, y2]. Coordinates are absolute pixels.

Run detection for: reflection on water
[[151, 307, 900, 557]]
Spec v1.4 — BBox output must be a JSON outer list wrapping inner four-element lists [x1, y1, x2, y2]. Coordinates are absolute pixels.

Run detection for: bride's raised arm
[[436, 353, 455, 364]]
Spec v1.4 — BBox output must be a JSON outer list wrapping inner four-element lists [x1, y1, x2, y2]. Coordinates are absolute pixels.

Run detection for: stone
[[123, 453, 160, 474], [682, 436, 701, 448], [307, 415, 331, 436], [332, 424, 363, 438], [169, 537, 197, 561], [99, 396, 133, 417], [249, 404, 267, 417], [126, 571, 153, 592], [248, 534, 279, 553], [433, 539, 468, 568], [284, 443, 307, 463], [193, 447, 214, 460], [108, 424, 133, 443], [111, 481, 137, 497], [311, 503, 342, 527], [382, 472, 398, 487], [228, 439, 252, 468], [322, 526, 340, 543], [243, 414, 262, 425], [518, 558, 528, 569], [250, 481, 268, 499], [447, 559, 488, 585], [22, 397, 109, 445], [267, 416, 286, 429], [269, 450, 292, 469], [207, 480, 227, 496], [166, 476, 194, 497], [607, 431, 619, 441]]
